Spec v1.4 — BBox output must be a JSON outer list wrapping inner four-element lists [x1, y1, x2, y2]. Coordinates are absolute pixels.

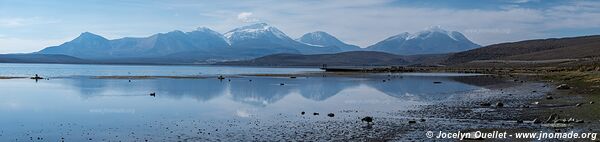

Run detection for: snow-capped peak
[[297, 31, 361, 51], [190, 27, 223, 36], [297, 31, 334, 42], [304, 31, 328, 39], [385, 32, 410, 41], [194, 27, 215, 32], [223, 23, 289, 40], [405, 26, 463, 41]]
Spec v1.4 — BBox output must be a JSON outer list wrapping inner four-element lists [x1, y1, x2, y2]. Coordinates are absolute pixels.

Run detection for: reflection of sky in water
[[0, 63, 318, 77], [0, 72, 487, 141]]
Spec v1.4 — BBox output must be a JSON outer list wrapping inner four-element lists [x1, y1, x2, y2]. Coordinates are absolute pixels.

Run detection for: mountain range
[[367, 27, 480, 55], [33, 23, 480, 63], [222, 35, 600, 67], [4, 33, 598, 67]]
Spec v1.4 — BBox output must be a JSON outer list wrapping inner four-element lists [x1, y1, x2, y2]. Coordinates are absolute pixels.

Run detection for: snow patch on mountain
[[224, 23, 289, 41]]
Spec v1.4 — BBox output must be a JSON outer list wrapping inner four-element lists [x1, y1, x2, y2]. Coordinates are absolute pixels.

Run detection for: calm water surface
[[0, 63, 319, 77], [0, 64, 489, 141]]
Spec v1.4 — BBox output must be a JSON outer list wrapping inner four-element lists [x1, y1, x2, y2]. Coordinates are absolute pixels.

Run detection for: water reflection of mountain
[[366, 76, 482, 101], [63, 75, 486, 106], [229, 78, 293, 106], [62, 78, 226, 101], [62, 77, 110, 96], [152, 78, 227, 101], [229, 77, 359, 106]]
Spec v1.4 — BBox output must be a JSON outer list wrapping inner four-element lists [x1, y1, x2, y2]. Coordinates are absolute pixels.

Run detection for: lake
[[0, 63, 490, 141]]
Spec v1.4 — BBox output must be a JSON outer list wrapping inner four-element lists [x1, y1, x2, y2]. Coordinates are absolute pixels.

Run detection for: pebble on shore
[[479, 102, 491, 107], [495, 102, 504, 107], [361, 116, 373, 123], [556, 84, 571, 90]]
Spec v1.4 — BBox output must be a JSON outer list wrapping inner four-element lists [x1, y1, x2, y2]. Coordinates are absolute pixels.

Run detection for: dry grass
[[539, 71, 600, 120]]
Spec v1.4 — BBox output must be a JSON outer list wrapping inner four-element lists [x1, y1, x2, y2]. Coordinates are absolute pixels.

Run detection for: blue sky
[[1, 0, 599, 53]]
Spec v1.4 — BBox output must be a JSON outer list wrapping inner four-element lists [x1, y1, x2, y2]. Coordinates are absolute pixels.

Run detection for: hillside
[[445, 35, 600, 65], [219, 51, 409, 67], [296, 31, 361, 51], [0, 54, 89, 64], [367, 27, 480, 55]]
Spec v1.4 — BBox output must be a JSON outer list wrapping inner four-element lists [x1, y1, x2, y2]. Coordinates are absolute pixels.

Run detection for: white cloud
[[0, 17, 60, 28], [0, 18, 26, 28], [235, 109, 252, 117], [237, 12, 259, 23], [511, 0, 539, 4], [192, 0, 600, 47]]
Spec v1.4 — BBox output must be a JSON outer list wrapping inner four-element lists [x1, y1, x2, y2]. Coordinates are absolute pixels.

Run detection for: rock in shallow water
[[361, 117, 373, 123], [556, 84, 571, 90], [495, 102, 504, 107], [479, 102, 491, 107]]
